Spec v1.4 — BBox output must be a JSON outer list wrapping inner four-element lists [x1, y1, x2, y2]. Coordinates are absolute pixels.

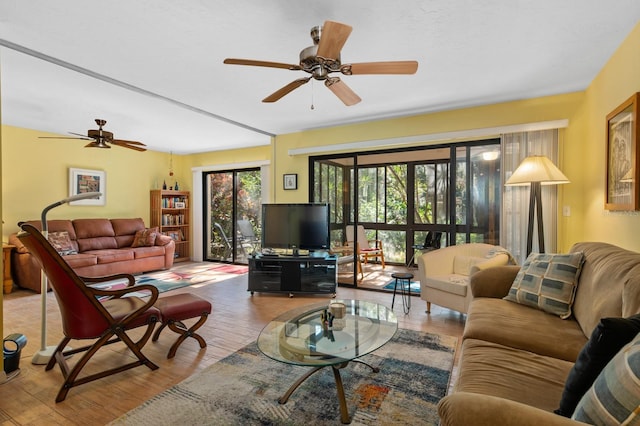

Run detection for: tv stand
[[248, 254, 337, 297]]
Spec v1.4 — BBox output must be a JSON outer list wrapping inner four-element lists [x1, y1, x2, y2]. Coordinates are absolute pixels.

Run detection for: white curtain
[[501, 129, 560, 264]]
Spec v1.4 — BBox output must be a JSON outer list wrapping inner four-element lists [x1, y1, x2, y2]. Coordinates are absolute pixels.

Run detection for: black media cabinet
[[248, 254, 337, 297]]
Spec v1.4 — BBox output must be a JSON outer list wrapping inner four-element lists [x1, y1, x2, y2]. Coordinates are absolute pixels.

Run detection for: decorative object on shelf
[[175, 181, 179, 190], [68, 168, 106, 205], [605, 92, 640, 211], [162, 180, 167, 190], [505, 155, 569, 256], [283, 173, 297, 190]]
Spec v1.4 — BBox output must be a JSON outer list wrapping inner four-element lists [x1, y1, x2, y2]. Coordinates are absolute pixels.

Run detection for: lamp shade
[[505, 155, 570, 186]]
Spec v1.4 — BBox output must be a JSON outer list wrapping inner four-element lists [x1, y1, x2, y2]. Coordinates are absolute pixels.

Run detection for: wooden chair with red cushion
[[18, 223, 161, 402]]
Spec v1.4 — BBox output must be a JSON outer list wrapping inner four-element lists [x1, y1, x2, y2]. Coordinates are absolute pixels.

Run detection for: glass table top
[[257, 300, 398, 367]]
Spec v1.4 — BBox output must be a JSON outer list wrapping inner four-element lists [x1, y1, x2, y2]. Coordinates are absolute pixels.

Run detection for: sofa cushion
[[84, 249, 135, 264], [132, 245, 166, 259], [111, 218, 146, 248], [504, 252, 584, 319], [62, 253, 98, 269], [131, 228, 158, 247], [572, 332, 640, 424], [73, 219, 118, 251], [570, 242, 640, 338], [47, 231, 77, 256], [555, 314, 640, 417], [425, 275, 468, 296], [454, 338, 574, 412], [465, 298, 588, 362]]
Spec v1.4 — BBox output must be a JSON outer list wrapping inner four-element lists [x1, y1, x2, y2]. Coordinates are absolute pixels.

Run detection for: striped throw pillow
[[572, 332, 640, 424], [504, 252, 584, 319]]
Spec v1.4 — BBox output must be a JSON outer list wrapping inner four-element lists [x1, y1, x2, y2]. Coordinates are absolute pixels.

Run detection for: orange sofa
[[9, 218, 175, 293]]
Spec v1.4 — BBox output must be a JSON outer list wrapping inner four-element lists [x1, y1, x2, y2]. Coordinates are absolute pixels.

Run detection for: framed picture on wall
[[605, 92, 640, 211], [283, 173, 298, 190], [69, 168, 106, 205]]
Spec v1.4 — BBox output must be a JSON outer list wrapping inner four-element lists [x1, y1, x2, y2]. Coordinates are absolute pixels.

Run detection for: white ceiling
[[1, 1, 639, 154]]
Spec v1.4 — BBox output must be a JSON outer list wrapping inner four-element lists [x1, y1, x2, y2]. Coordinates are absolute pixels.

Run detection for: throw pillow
[[504, 252, 584, 318], [131, 227, 158, 248], [554, 314, 640, 417], [572, 331, 640, 424], [47, 231, 77, 256]]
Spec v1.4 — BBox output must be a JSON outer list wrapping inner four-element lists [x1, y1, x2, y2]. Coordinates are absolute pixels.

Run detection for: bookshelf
[[150, 190, 190, 262]]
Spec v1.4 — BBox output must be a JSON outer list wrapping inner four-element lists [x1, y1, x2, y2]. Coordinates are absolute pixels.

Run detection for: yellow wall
[[562, 22, 640, 251]]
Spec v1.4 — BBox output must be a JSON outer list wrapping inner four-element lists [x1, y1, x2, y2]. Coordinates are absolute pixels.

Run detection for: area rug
[[94, 262, 248, 297], [110, 328, 456, 425], [383, 279, 421, 295]]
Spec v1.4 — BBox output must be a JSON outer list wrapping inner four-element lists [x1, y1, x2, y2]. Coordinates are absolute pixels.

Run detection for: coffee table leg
[[350, 358, 380, 373], [332, 364, 351, 424], [278, 366, 324, 404]]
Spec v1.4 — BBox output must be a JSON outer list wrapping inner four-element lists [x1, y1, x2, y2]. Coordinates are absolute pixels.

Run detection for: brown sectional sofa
[[9, 218, 175, 293], [438, 242, 640, 425]]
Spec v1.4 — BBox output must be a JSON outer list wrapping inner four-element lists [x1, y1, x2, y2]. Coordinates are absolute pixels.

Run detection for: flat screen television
[[261, 203, 330, 254]]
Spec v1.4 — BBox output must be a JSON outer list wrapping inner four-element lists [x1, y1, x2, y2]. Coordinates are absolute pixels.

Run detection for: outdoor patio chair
[[18, 223, 161, 402], [345, 225, 385, 269], [237, 219, 260, 254], [213, 222, 233, 259]]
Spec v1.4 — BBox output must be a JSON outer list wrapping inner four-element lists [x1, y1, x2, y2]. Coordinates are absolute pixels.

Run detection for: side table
[[3, 244, 15, 294], [391, 272, 413, 314]]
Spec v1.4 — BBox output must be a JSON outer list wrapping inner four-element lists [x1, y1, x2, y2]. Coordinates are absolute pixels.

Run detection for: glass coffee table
[[257, 300, 398, 424]]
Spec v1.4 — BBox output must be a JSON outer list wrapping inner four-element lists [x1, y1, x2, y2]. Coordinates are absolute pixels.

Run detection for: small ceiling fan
[[39, 119, 147, 151], [224, 20, 418, 106]]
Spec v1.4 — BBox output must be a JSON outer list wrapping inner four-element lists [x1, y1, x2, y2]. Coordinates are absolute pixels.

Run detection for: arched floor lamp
[[31, 192, 102, 365], [505, 156, 569, 256]]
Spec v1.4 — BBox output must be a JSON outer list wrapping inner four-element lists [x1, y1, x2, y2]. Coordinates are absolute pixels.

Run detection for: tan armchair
[[417, 243, 512, 314]]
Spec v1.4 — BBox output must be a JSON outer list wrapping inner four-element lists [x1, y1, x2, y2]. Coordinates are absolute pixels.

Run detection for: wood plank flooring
[[0, 266, 465, 425]]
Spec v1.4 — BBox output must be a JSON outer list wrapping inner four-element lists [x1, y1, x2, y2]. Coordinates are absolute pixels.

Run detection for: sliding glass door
[[204, 168, 261, 264]]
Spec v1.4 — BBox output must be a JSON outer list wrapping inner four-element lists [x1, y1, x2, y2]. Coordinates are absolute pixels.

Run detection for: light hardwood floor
[[0, 266, 465, 425]]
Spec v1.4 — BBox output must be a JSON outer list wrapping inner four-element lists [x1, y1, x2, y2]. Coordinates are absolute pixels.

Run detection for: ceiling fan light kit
[[224, 20, 418, 106]]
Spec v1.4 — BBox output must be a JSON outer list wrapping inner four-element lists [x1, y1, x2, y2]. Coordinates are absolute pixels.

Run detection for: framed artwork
[[69, 168, 106, 205], [283, 173, 298, 190], [605, 92, 640, 211]]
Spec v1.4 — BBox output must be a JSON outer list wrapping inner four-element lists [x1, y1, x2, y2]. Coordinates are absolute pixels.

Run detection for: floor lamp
[[505, 156, 569, 256], [31, 191, 102, 365]]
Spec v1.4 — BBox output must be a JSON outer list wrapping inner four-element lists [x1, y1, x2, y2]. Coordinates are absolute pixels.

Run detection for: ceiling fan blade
[[316, 21, 352, 60], [262, 77, 311, 103], [342, 61, 419, 75], [224, 58, 301, 70], [324, 77, 361, 106], [68, 131, 94, 139], [38, 136, 90, 140], [112, 140, 147, 152]]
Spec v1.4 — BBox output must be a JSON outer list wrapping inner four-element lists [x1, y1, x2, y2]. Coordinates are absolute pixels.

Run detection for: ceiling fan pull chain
[[310, 79, 315, 110]]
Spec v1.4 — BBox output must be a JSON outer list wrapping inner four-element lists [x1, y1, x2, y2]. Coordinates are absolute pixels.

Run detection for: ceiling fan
[[224, 20, 418, 106], [39, 119, 147, 152]]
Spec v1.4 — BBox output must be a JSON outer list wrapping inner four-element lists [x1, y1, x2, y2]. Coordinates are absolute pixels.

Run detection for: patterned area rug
[[94, 262, 247, 296], [110, 328, 456, 425]]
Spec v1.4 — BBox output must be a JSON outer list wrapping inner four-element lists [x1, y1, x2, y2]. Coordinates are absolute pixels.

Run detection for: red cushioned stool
[[152, 293, 212, 359]]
